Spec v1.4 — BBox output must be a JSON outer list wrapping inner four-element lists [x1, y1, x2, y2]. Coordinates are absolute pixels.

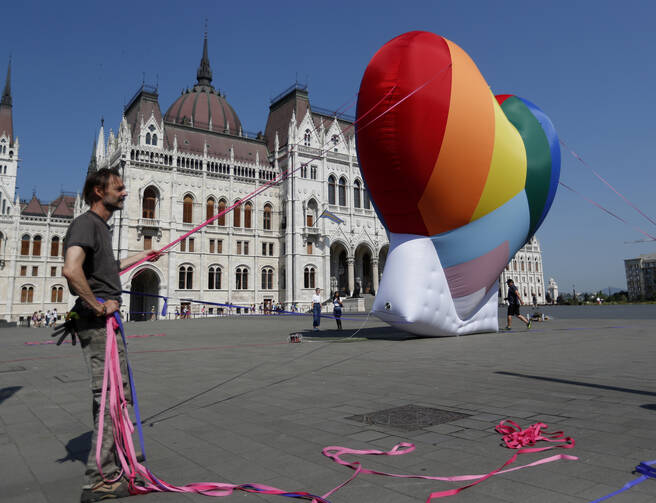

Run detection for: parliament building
[[0, 35, 547, 323]]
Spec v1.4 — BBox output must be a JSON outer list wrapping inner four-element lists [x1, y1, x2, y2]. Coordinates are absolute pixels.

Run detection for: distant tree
[[609, 291, 628, 303]]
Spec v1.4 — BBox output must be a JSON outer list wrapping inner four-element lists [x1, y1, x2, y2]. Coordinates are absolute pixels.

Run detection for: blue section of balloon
[[430, 192, 530, 269]]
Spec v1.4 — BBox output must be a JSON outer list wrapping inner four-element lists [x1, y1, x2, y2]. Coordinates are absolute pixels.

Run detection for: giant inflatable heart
[[356, 31, 560, 336]]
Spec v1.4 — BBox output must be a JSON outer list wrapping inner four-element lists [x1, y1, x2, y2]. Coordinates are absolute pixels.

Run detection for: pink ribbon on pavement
[[318, 420, 577, 502]]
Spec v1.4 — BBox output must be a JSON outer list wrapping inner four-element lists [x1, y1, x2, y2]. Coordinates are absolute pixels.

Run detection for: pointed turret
[[1, 58, 11, 107], [95, 119, 105, 161], [0, 58, 14, 142], [87, 138, 98, 175], [196, 33, 213, 87]]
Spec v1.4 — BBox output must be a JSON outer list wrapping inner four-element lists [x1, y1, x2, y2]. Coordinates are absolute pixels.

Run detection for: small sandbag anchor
[[288, 333, 303, 343]]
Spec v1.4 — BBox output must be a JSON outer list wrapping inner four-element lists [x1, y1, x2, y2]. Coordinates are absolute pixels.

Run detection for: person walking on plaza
[[505, 279, 531, 330], [332, 291, 343, 330], [312, 287, 322, 331], [56, 167, 160, 502]]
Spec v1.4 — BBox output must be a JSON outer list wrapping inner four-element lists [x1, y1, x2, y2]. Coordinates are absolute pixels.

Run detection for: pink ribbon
[[317, 420, 577, 502]]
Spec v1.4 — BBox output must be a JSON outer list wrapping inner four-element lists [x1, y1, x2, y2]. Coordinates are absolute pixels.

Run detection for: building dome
[[164, 33, 242, 134], [164, 86, 242, 133]]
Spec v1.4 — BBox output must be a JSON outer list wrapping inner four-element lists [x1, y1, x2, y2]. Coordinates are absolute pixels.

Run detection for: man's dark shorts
[[507, 304, 520, 316]]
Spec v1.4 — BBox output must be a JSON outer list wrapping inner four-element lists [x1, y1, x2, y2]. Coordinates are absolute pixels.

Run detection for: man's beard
[[103, 198, 124, 212]]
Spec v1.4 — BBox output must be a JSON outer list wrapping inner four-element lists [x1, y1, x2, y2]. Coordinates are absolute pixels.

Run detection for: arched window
[[143, 187, 158, 219], [206, 197, 215, 223], [363, 186, 371, 209], [145, 132, 151, 145], [306, 199, 318, 227], [217, 199, 227, 226], [208, 266, 222, 290], [236, 267, 248, 290], [331, 134, 339, 152], [152, 134, 158, 146], [304, 129, 311, 146], [233, 201, 241, 227], [263, 204, 272, 230], [21, 234, 30, 256], [521, 261, 525, 272], [32, 235, 42, 256], [353, 180, 361, 208], [21, 286, 34, 303], [304, 266, 316, 289], [178, 265, 193, 289], [244, 202, 253, 228], [51, 286, 64, 303], [338, 177, 347, 206], [328, 176, 336, 205], [261, 267, 273, 290], [0, 231, 4, 254], [183, 194, 194, 223], [50, 236, 60, 257], [528, 261, 532, 272]]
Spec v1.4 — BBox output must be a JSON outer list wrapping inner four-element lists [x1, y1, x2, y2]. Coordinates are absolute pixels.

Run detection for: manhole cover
[[346, 404, 471, 431]]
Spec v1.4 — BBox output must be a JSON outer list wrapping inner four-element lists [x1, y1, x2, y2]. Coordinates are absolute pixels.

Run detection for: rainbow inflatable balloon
[[356, 31, 560, 336]]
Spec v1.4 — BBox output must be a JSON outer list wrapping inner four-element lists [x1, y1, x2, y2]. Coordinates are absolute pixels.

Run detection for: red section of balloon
[[356, 31, 452, 235]]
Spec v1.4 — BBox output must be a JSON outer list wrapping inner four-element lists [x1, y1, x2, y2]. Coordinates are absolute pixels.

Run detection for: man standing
[[60, 167, 159, 502], [505, 279, 531, 330], [311, 287, 322, 331]]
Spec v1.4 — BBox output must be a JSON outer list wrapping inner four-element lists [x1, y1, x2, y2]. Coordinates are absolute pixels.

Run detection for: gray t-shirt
[[63, 211, 122, 312]]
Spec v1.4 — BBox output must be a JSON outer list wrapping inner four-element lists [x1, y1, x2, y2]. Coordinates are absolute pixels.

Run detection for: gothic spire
[[87, 137, 98, 174], [1, 57, 11, 107], [196, 32, 213, 87]]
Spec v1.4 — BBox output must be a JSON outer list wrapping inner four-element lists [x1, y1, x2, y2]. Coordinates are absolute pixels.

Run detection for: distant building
[[625, 253, 656, 300], [547, 277, 558, 304], [498, 236, 546, 305]]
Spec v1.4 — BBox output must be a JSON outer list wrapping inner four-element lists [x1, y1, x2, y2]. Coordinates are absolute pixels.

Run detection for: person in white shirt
[[311, 288, 322, 331]]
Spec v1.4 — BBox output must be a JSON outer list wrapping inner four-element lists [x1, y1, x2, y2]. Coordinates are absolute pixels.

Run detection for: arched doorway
[[330, 242, 349, 296], [130, 268, 161, 321], [354, 243, 373, 295]]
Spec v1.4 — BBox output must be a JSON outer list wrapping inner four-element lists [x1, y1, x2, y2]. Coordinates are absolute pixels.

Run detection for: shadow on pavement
[[300, 326, 418, 341], [0, 386, 22, 404], [497, 371, 656, 397], [57, 431, 91, 464]]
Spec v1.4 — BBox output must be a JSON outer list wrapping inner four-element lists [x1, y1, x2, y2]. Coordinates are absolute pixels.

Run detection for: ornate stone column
[[371, 258, 379, 294], [347, 257, 355, 296]]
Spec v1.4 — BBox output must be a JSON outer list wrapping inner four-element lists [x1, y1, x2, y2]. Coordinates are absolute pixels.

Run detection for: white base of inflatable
[[372, 233, 499, 336]]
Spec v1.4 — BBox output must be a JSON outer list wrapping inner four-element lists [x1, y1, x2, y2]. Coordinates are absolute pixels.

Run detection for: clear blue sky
[[3, 0, 655, 293]]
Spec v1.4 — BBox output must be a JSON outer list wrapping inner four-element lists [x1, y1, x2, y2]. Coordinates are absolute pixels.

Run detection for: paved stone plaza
[[1, 307, 655, 502]]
